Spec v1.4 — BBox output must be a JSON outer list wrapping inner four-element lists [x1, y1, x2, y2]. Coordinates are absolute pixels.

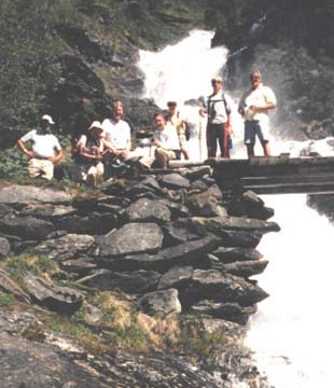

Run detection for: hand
[[26, 150, 35, 159], [199, 108, 207, 117]]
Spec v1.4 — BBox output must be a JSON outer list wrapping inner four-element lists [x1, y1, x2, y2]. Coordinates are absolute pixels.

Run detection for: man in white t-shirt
[[239, 70, 277, 158], [102, 101, 132, 160], [152, 113, 181, 168], [17, 115, 64, 180]]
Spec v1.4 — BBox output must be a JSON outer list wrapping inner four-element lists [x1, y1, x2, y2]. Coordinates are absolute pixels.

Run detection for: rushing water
[[138, 29, 334, 388]]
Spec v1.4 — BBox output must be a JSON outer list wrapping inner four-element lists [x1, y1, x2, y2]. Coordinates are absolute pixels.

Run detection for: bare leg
[[262, 142, 271, 158]]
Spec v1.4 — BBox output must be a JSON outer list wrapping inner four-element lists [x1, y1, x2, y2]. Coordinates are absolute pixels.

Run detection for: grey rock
[[77, 269, 161, 294], [125, 198, 171, 224], [108, 236, 219, 272], [138, 288, 182, 316], [0, 204, 14, 218], [0, 237, 10, 257], [0, 333, 106, 388], [0, 185, 72, 205], [55, 212, 118, 235], [163, 220, 200, 245], [23, 274, 83, 313], [0, 215, 55, 240], [20, 205, 76, 220], [60, 257, 97, 275], [187, 269, 269, 306], [191, 216, 280, 234], [182, 166, 212, 181], [212, 247, 263, 263], [228, 190, 274, 220], [199, 227, 263, 248], [97, 223, 163, 257], [221, 260, 269, 278], [158, 266, 194, 290], [186, 191, 227, 217], [82, 303, 103, 325], [34, 234, 95, 261], [207, 183, 223, 200], [191, 300, 256, 325], [159, 173, 190, 190]]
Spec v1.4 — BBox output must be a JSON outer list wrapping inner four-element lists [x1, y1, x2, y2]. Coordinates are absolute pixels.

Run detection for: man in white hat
[[72, 121, 107, 186], [203, 76, 233, 159], [17, 114, 63, 180]]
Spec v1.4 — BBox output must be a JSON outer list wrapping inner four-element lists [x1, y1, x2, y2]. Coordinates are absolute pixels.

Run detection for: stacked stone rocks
[[0, 167, 279, 326]]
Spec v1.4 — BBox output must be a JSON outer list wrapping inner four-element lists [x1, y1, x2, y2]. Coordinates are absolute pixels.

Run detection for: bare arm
[[48, 149, 64, 165], [16, 139, 35, 159]]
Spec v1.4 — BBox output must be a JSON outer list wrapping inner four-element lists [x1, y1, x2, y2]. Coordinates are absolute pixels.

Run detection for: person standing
[[204, 76, 232, 159], [16, 114, 64, 180], [239, 70, 277, 158]]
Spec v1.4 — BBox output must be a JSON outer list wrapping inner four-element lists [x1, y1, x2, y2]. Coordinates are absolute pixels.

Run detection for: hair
[[153, 112, 166, 121], [167, 101, 177, 107], [250, 69, 262, 79]]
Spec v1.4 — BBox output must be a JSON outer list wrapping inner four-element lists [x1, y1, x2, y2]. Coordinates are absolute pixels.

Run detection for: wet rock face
[[97, 222, 164, 257]]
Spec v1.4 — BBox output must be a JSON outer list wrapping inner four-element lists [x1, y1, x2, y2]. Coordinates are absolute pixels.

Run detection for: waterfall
[[138, 29, 334, 388]]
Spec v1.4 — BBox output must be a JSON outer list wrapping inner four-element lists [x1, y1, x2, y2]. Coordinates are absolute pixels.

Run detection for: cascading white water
[[138, 29, 334, 387]]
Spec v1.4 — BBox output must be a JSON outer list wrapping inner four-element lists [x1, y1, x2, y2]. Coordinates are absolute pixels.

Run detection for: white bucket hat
[[42, 114, 55, 125], [88, 121, 104, 131]]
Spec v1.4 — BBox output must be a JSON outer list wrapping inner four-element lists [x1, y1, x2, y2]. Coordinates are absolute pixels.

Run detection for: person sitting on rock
[[238, 69, 277, 158], [102, 100, 132, 160], [17, 114, 64, 180], [152, 112, 181, 169], [166, 101, 189, 160], [72, 121, 107, 186]]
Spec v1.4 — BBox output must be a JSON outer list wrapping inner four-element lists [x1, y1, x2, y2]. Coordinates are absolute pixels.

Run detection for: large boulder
[[0, 237, 10, 257], [228, 190, 274, 220], [0, 215, 55, 240], [0, 185, 72, 205], [106, 236, 219, 272], [181, 269, 269, 307], [97, 223, 164, 257], [125, 198, 171, 224], [33, 234, 95, 261], [159, 173, 190, 190], [137, 289, 182, 316], [191, 300, 256, 325], [23, 274, 84, 314], [77, 269, 161, 294]]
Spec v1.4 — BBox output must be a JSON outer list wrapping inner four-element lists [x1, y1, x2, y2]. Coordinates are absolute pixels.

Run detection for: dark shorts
[[244, 120, 269, 145]]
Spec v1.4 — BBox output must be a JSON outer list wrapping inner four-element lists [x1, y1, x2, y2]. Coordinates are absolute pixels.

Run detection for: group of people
[[16, 69, 277, 185]]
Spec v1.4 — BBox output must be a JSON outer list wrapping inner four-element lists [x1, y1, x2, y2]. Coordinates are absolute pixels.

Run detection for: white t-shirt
[[207, 92, 231, 125], [154, 123, 180, 150], [240, 84, 277, 123], [102, 118, 131, 150], [20, 130, 62, 158]]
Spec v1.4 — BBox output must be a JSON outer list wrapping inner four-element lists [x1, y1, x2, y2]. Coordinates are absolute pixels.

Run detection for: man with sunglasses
[[205, 76, 232, 159], [239, 70, 277, 158]]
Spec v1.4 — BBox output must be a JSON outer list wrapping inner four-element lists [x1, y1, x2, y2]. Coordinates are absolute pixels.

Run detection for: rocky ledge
[[0, 167, 278, 387]]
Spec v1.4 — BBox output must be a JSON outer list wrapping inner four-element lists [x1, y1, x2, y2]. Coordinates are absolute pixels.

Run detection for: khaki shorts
[[28, 159, 54, 180], [155, 147, 177, 160]]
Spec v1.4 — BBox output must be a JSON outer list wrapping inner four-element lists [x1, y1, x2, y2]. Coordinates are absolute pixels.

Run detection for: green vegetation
[[0, 292, 15, 306]]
